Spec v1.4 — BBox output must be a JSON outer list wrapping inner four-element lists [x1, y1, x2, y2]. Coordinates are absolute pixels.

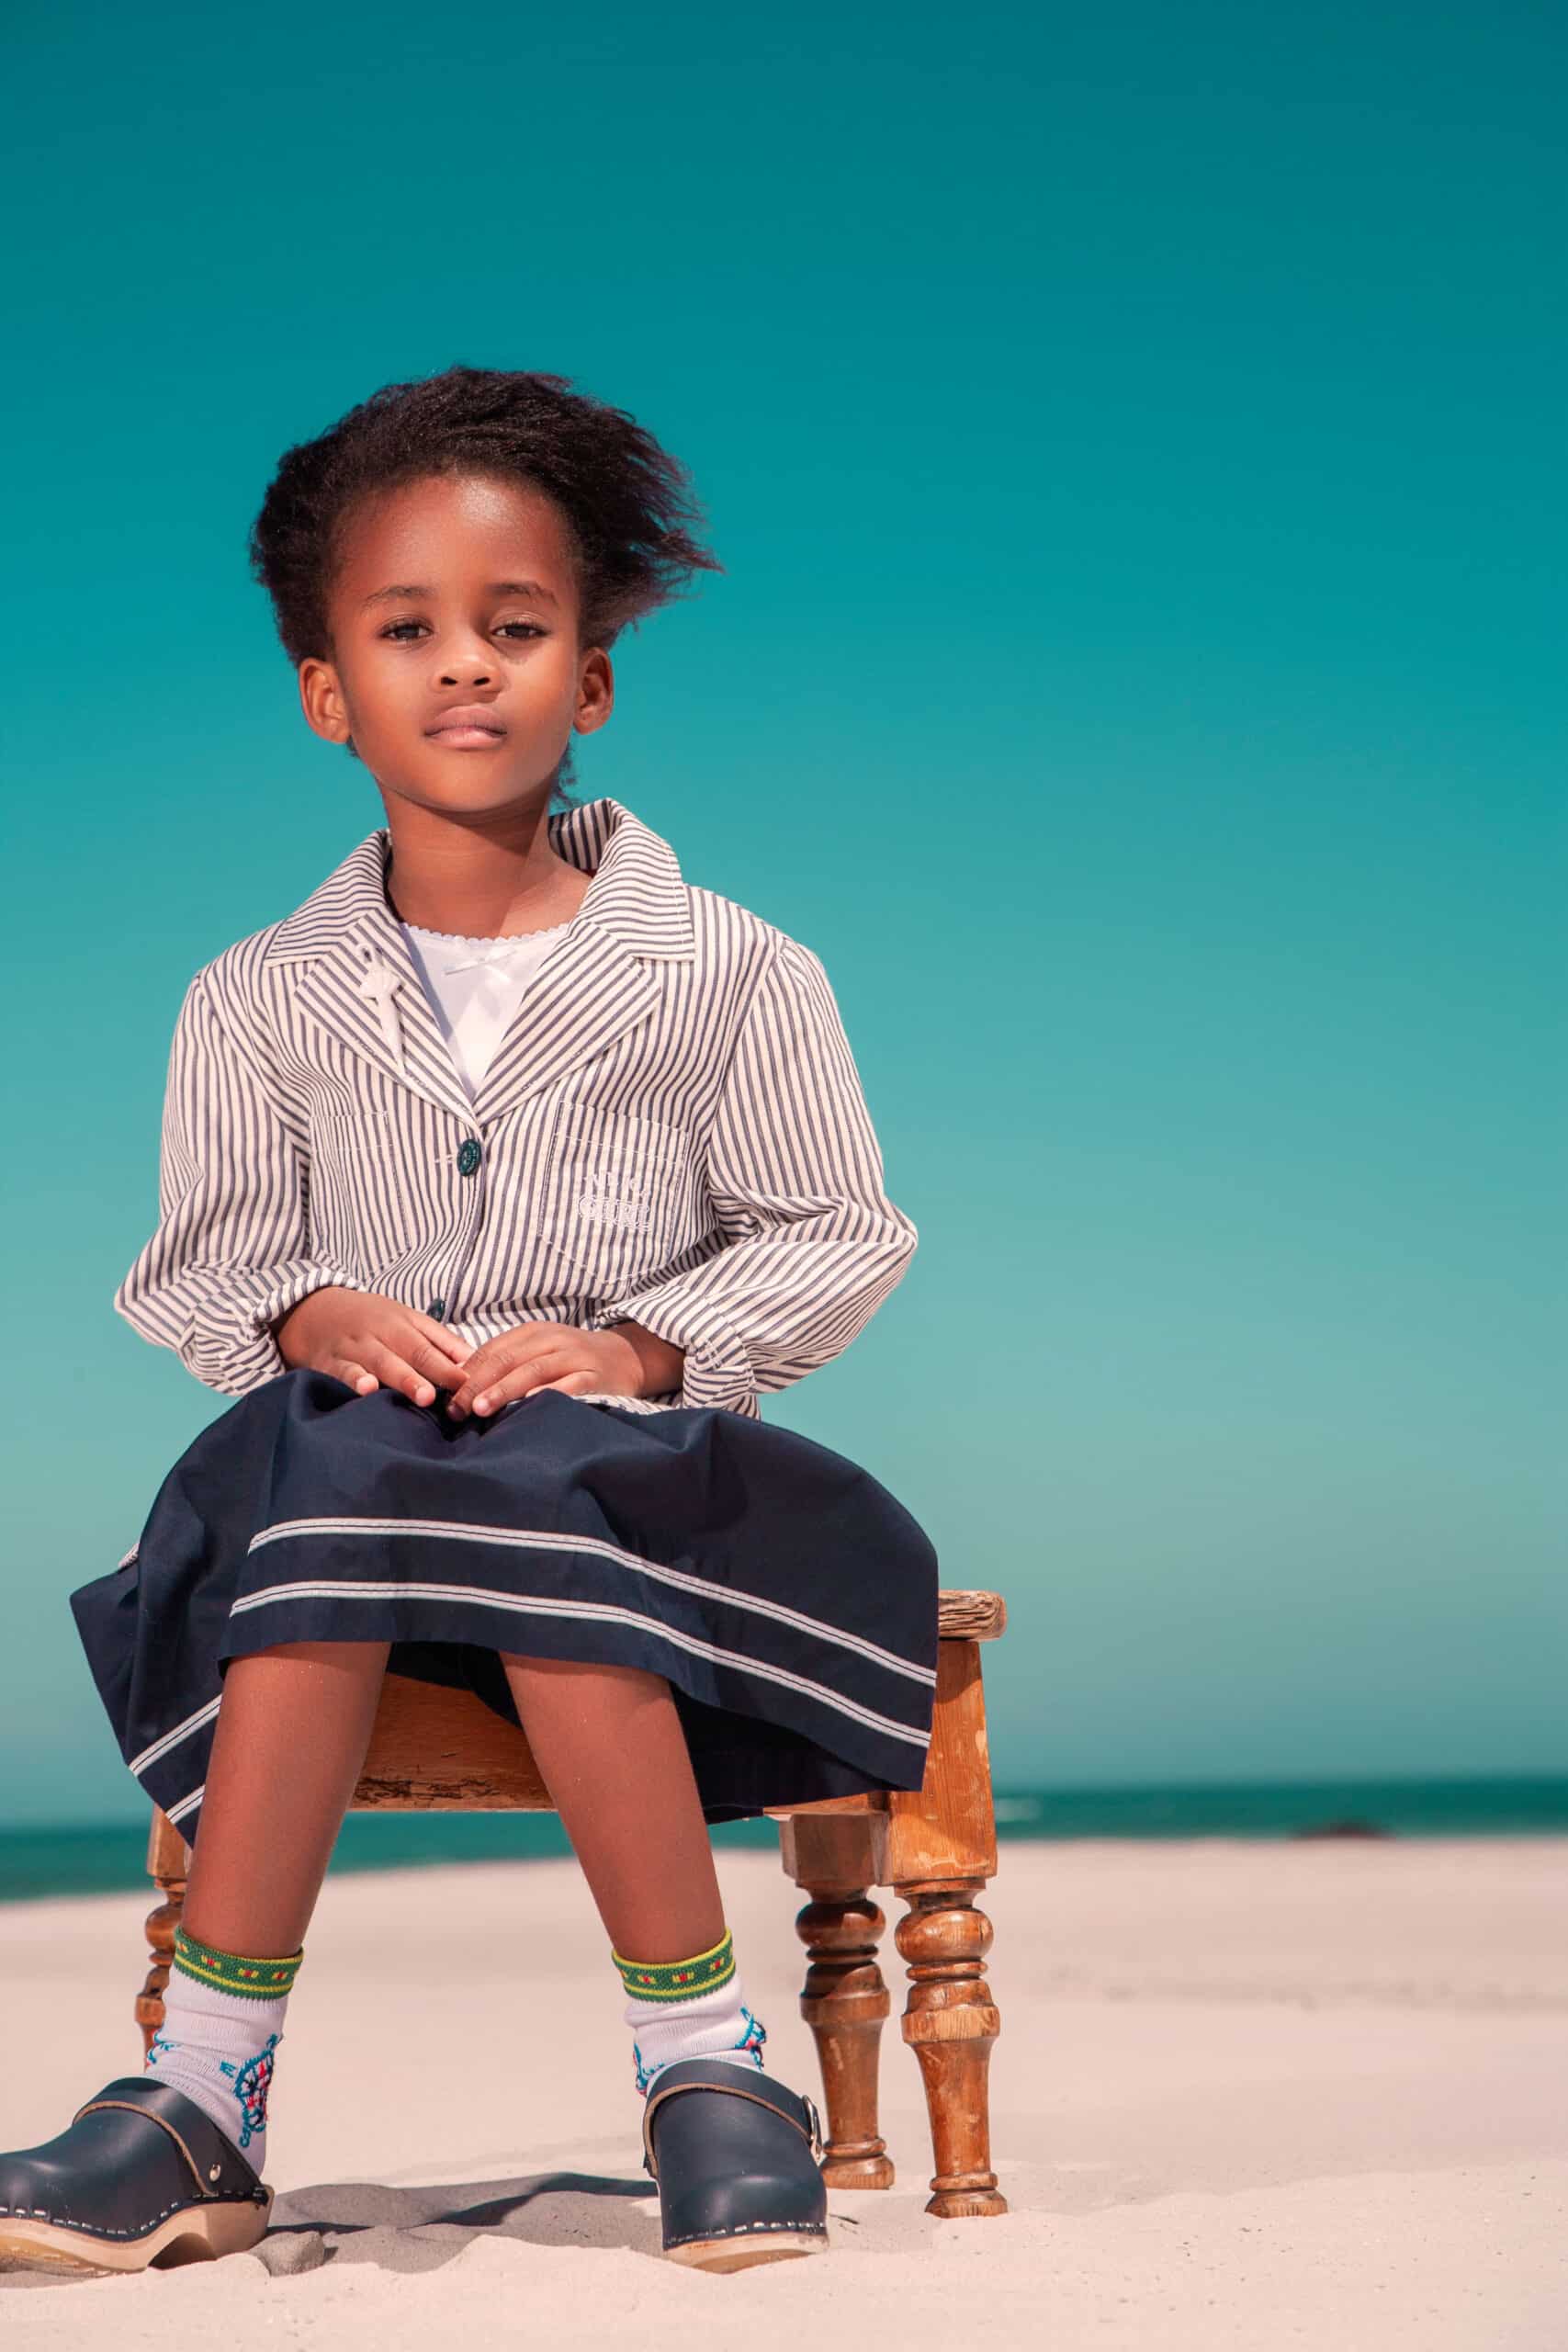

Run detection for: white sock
[[615, 1928, 767, 2096], [144, 1935, 296, 2174]]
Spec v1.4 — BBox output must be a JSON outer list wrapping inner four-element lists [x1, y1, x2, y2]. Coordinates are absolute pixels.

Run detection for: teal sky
[[3, 3, 1562, 1825]]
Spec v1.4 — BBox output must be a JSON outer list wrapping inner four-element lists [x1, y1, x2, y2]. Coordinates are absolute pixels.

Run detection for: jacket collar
[[263, 795, 694, 965], [262, 797, 695, 1125]]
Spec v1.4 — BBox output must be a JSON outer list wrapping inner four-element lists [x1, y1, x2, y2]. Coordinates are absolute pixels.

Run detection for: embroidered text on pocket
[[540, 1107, 698, 1287]]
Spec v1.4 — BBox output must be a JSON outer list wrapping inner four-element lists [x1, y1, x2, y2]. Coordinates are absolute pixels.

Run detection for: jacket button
[[427, 1297, 446, 1320], [457, 1138, 482, 1177]]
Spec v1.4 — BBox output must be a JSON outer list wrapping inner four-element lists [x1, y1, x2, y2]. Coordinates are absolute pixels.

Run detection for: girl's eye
[[380, 620, 546, 642]]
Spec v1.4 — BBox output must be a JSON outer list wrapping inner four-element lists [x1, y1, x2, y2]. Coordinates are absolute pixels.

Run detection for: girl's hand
[[273, 1287, 472, 1408], [445, 1322, 649, 1419]]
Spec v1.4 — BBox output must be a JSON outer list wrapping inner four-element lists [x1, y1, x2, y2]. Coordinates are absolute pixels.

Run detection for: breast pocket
[[306, 1108, 428, 1264], [538, 1104, 700, 1294]]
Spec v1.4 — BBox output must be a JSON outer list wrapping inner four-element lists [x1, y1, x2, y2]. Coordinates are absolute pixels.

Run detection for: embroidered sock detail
[[634, 2004, 766, 2095], [147, 1965, 293, 2166], [611, 1928, 735, 2003], [172, 1924, 304, 1999]]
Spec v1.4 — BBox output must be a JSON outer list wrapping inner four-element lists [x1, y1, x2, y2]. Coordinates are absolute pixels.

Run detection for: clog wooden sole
[[0, 2185, 272, 2274], [664, 2222, 828, 2272]]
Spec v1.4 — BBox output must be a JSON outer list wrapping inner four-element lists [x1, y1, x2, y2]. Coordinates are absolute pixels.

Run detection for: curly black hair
[[247, 365, 722, 800]]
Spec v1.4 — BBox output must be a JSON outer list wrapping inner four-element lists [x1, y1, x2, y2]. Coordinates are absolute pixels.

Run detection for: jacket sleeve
[[587, 936, 918, 1412], [113, 967, 361, 1396]]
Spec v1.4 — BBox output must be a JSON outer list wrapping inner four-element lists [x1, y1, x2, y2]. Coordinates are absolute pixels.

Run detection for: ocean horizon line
[[3, 1770, 1566, 1904]]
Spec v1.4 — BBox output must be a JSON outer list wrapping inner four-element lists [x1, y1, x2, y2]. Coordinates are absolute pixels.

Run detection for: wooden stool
[[135, 1588, 1008, 2219]]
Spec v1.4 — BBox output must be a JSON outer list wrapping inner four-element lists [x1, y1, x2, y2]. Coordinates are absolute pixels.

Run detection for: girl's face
[[299, 471, 613, 816]]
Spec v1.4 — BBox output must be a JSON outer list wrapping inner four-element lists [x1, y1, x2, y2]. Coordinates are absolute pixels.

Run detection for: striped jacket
[[113, 796, 918, 1419]]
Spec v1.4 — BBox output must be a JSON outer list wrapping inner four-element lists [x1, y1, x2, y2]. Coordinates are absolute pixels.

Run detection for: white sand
[[2, 1837, 1565, 2348]]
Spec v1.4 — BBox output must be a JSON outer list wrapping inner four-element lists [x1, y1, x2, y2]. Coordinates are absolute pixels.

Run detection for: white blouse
[[399, 918, 572, 1102]]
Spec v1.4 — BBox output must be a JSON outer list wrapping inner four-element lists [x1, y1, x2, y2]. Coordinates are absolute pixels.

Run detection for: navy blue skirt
[[70, 1370, 940, 1847]]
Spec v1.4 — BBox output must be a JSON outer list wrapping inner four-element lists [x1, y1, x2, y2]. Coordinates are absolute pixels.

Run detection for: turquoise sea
[[4, 1776, 1565, 1905]]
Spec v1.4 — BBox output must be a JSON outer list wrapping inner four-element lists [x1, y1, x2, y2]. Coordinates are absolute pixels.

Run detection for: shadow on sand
[[257, 2167, 661, 2274]]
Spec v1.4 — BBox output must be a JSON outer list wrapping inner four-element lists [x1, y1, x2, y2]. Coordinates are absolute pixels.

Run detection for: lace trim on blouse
[[401, 918, 574, 947]]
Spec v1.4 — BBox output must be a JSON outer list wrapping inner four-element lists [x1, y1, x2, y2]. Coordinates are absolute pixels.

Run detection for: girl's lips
[[426, 726, 507, 748]]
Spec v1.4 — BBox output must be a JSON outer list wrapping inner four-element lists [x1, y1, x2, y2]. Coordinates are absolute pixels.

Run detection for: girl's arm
[[114, 967, 361, 1396], [586, 936, 917, 1412]]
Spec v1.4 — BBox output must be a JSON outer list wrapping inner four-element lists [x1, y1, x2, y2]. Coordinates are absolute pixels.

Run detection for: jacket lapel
[[295, 928, 478, 1125], [468, 921, 664, 1124], [264, 798, 694, 1127]]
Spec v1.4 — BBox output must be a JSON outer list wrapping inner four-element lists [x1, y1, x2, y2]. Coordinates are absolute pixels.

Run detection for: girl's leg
[[500, 1656, 826, 2270], [497, 1655, 722, 1957], [498, 1655, 764, 2091], [0, 1637, 390, 2271], [184, 1640, 392, 1952], [147, 1639, 390, 2167]]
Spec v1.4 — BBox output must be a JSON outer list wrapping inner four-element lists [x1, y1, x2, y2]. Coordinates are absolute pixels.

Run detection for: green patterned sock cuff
[[613, 1928, 736, 2003], [172, 1924, 304, 1999]]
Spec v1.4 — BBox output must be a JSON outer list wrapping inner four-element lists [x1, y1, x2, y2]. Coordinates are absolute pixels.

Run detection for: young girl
[[0, 366, 939, 2278]]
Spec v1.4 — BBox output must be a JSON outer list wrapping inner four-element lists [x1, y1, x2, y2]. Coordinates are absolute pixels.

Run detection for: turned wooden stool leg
[[888, 1637, 1008, 2217], [894, 1878, 1004, 2215], [135, 1807, 191, 2055], [778, 1810, 895, 2189]]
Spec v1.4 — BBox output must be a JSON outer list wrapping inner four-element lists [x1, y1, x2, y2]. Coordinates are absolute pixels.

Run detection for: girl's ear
[[298, 656, 353, 747], [574, 646, 615, 737]]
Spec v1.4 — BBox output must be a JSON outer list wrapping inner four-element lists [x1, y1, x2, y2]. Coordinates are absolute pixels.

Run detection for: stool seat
[[133, 1588, 1009, 2219]]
